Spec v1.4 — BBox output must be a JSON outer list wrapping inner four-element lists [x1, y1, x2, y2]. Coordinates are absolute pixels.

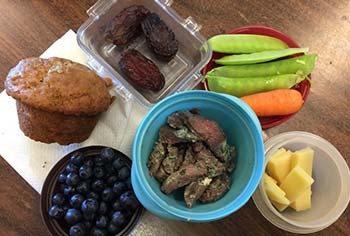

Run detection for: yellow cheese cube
[[271, 201, 289, 212], [264, 174, 290, 205], [263, 173, 277, 184], [280, 166, 314, 202], [270, 148, 286, 161], [267, 151, 292, 184], [291, 147, 314, 176], [290, 188, 312, 212]]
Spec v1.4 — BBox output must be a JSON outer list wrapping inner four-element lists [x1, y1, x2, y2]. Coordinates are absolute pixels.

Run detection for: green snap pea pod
[[215, 47, 309, 65], [206, 74, 306, 97], [208, 34, 288, 53], [207, 54, 317, 78]]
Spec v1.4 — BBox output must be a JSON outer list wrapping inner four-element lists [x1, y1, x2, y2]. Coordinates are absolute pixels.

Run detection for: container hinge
[[157, 0, 173, 7], [87, 0, 116, 18], [183, 16, 202, 34]]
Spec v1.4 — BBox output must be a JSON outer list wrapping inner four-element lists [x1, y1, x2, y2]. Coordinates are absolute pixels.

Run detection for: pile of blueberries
[[48, 148, 140, 236]]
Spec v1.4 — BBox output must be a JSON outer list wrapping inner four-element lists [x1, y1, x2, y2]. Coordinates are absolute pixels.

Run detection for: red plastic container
[[202, 26, 311, 129]]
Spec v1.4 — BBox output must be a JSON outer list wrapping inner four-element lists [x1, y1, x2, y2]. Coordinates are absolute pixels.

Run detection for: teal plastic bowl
[[132, 91, 264, 222]]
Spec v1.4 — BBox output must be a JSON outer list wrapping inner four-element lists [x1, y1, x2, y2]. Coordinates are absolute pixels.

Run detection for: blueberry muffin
[[5, 57, 113, 145]]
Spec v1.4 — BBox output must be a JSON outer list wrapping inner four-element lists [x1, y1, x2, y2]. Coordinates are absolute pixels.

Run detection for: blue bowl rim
[[132, 90, 264, 221]]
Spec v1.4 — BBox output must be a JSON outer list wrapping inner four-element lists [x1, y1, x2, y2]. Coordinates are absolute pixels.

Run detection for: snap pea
[[207, 54, 317, 78], [208, 34, 288, 53], [215, 47, 309, 65], [206, 74, 306, 97]]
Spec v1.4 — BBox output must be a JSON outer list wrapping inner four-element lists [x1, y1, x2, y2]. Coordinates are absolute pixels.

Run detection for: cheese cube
[[263, 173, 277, 184], [280, 166, 314, 202], [267, 151, 292, 184], [291, 147, 314, 176], [270, 148, 286, 161], [271, 201, 289, 212], [264, 174, 290, 205], [290, 188, 312, 211]]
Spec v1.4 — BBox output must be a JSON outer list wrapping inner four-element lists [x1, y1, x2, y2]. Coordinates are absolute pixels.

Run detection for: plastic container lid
[[252, 131, 350, 234]]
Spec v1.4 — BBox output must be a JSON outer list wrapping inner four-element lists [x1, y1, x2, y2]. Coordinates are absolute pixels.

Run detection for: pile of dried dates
[[105, 5, 179, 92]]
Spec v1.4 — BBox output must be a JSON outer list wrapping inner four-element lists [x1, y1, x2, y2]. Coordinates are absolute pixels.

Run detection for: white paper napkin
[[0, 30, 148, 193]]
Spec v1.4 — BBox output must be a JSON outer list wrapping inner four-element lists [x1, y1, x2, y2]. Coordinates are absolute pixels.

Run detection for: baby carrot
[[241, 89, 304, 117]]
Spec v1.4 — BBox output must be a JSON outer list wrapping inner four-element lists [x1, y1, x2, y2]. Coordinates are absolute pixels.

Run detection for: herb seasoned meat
[[161, 161, 207, 194], [147, 142, 166, 176], [148, 109, 236, 207], [199, 174, 231, 203], [184, 177, 212, 208]]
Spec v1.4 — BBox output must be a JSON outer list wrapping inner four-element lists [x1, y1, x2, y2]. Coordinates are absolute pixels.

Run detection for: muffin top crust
[[5, 57, 113, 115]]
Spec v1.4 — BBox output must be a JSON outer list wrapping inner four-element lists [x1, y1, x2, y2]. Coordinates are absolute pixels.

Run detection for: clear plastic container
[[77, 0, 212, 107], [252, 131, 350, 234]]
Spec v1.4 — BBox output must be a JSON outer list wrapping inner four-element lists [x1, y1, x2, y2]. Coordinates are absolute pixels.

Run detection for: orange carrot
[[241, 89, 304, 117]]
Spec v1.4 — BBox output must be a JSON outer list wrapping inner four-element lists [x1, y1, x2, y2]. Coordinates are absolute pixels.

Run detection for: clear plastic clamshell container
[[77, 0, 212, 107]]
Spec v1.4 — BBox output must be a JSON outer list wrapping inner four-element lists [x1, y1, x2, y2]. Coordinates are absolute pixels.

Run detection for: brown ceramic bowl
[[40, 146, 143, 236]]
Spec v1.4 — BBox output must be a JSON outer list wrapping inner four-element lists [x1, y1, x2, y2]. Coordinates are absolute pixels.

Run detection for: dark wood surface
[[0, 0, 349, 235]]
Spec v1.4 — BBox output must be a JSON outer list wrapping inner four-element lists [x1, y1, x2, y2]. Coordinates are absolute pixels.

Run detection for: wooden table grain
[[0, 0, 349, 235]]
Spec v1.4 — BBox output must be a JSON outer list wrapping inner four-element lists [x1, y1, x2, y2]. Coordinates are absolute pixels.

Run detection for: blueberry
[[104, 165, 114, 177], [66, 173, 80, 186], [112, 182, 126, 196], [58, 173, 67, 184], [84, 159, 94, 167], [90, 227, 108, 236], [98, 201, 108, 215], [70, 152, 84, 167], [111, 211, 125, 226], [66, 163, 79, 173], [83, 220, 93, 230], [91, 179, 105, 192], [52, 193, 65, 206], [118, 166, 130, 181], [94, 155, 106, 167], [48, 205, 64, 219], [79, 165, 93, 180], [100, 148, 115, 162], [107, 223, 120, 234], [83, 211, 96, 221], [120, 191, 139, 210], [86, 191, 100, 200], [94, 166, 106, 179], [70, 194, 85, 209], [101, 188, 115, 202], [125, 177, 132, 190], [112, 200, 123, 211], [64, 186, 77, 196], [76, 181, 90, 195], [95, 215, 108, 228], [106, 175, 118, 186], [81, 198, 99, 214], [64, 208, 82, 225], [69, 223, 86, 236], [112, 158, 125, 171]]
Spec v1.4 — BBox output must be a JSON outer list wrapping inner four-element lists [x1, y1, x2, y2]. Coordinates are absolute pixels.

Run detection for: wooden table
[[0, 0, 349, 235]]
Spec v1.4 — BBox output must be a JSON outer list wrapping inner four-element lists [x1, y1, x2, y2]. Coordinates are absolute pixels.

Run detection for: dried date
[[119, 49, 165, 91], [141, 13, 179, 61], [105, 5, 150, 46]]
